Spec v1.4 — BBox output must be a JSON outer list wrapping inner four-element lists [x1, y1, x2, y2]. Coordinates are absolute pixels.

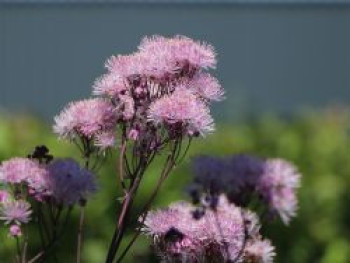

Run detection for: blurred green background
[[0, 108, 350, 262]]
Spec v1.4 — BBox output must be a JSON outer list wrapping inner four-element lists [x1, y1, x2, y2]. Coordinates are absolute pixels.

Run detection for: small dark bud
[[192, 208, 205, 220], [164, 227, 184, 242]]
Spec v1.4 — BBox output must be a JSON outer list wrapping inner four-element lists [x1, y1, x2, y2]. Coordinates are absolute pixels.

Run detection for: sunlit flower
[[53, 98, 117, 141], [0, 200, 32, 225], [188, 72, 224, 101], [46, 159, 96, 205], [148, 88, 214, 136], [138, 35, 217, 71], [93, 73, 127, 97], [244, 239, 276, 263]]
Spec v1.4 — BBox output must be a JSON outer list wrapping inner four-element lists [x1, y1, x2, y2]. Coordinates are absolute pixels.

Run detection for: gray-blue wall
[[1, 3, 350, 121]]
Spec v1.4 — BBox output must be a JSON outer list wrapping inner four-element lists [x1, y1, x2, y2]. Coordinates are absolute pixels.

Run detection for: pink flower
[[9, 224, 22, 237], [103, 35, 216, 90], [138, 35, 217, 71], [93, 73, 127, 97], [148, 88, 214, 136], [188, 72, 224, 101], [0, 200, 32, 225], [258, 159, 301, 224], [46, 159, 96, 205], [244, 239, 276, 263], [0, 190, 10, 203], [0, 158, 48, 192], [53, 98, 117, 142], [105, 53, 149, 79]]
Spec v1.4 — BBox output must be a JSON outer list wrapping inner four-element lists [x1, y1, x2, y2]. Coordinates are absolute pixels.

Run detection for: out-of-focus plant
[[0, 109, 348, 262]]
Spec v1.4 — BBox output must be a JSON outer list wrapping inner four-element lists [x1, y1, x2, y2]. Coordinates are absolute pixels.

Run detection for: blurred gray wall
[[1, 2, 350, 122]]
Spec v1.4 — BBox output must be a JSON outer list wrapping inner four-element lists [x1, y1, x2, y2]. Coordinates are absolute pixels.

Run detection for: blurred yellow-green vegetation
[[1, 108, 350, 263]]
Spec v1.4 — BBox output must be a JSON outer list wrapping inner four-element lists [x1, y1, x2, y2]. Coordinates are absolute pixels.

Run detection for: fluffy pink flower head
[[138, 35, 217, 72], [0, 200, 32, 225], [93, 73, 127, 98], [143, 202, 206, 262], [9, 224, 22, 237], [53, 98, 117, 144], [188, 73, 224, 102], [105, 53, 150, 79], [46, 159, 97, 206], [258, 159, 301, 224], [148, 88, 214, 137], [244, 239, 276, 263], [0, 157, 48, 191]]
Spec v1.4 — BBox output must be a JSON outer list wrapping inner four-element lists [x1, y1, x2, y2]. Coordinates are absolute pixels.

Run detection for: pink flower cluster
[[192, 155, 301, 224], [92, 35, 222, 144], [143, 195, 275, 263], [0, 157, 96, 206], [54, 36, 222, 151]]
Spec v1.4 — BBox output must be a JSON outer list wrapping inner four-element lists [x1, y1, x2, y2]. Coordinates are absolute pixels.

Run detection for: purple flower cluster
[[143, 195, 275, 263], [0, 156, 96, 206], [191, 155, 301, 224]]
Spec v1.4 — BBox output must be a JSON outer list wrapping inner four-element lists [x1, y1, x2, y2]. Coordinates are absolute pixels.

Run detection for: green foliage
[[0, 109, 350, 262]]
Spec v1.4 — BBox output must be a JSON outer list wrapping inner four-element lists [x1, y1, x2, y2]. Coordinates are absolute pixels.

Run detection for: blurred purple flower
[[45, 159, 97, 206]]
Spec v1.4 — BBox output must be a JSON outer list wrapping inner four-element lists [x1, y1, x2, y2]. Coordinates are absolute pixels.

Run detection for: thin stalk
[[76, 140, 91, 263], [15, 237, 22, 263], [28, 207, 72, 263], [76, 206, 85, 263], [21, 240, 28, 263], [116, 153, 176, 263]]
